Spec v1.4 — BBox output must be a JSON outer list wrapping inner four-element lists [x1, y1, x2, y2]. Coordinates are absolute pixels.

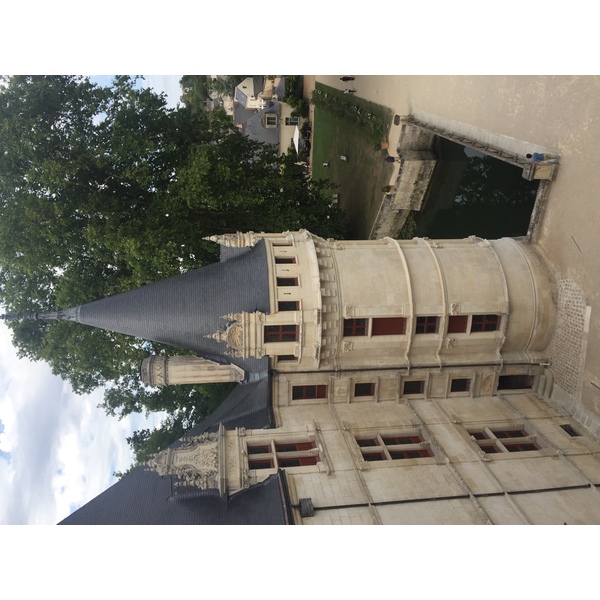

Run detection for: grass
[[310, 83, 395, 238]]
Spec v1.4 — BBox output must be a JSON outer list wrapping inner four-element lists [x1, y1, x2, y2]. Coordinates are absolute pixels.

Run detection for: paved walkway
[[312, 75, 600, 431]]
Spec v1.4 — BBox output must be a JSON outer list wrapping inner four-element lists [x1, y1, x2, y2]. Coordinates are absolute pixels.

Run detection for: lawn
[[311, 83, 395, 238]]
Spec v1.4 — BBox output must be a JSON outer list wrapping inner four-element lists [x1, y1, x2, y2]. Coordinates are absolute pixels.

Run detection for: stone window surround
[[292, 384, 328, 400], [449, 377, 472, 394], [343, 317, 408, 337], [447, 313, 503, 334], [354, 430, 433, 463], [466, 425, 540, 456], [264, 324, 299, 343], [246, 438, 320, 471]]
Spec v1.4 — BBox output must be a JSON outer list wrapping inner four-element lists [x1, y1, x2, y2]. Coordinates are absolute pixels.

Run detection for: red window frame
[[292, 385, 328, 400], [372, 317, 407, 335], [264, 325, 298, 343], [450, 378, 471, 393], [278, 301, 299, 311], [362, 452, 387, 462], [504, 442, 539, 452], [416, 316, 439, 334], [389, 449, 432, 459], [381, 435, 423, 445], [344, 318, 367, 336], [403, 380, 425, 395], [493, 429, 527, 439], [354, 382, 376, 397], [278, 456, 319, 467], [470, 314, 500, 332], [448, 315, 468, 333], [277, 277, 298, 286], [248, 458, 274, 469]]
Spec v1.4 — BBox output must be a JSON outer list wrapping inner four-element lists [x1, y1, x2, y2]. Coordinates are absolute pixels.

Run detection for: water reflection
[[414, 138, 538, 239]]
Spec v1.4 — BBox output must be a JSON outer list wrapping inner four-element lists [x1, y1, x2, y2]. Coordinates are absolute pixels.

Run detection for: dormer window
[[263, 114, 278, 128]]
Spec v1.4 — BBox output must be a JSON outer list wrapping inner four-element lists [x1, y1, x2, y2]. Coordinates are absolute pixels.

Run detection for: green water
[[414, 138, 538, 239]]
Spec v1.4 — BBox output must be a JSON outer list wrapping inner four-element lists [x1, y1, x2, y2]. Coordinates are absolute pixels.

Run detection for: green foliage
[[284, 75, 303, 100], [113, 381, 234, 470], [0, 75, 348, 408], [397, 212, 417, 239], [179, 75, 210, 110], [283, 76, 309, 118], [310, 85, 391, 144], [207, 76, 246, 99]]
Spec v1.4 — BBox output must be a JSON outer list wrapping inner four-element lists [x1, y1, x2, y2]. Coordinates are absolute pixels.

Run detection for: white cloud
[[0, 323, 164, 524], [0, 74, 180, 525], [142, 75, 183, 108]]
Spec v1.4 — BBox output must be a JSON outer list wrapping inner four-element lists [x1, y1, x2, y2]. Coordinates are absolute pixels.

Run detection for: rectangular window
[[497, 374, 534, 390], [560, 424, 580, 437], [344, 318, 367, 336], [354, 382, 375, 397], [264, 325, 298, 343], [277, 354, 297, 362], [416, 316, 439, 334], [355, 432, 432, 462], [247, 439, 319, 470], [372, 317, 406, 335], [275, 256, 296, 264], [450, 378, 471, 393], [448, 315, 468, 333], [266, 114, 277, 126], [277, 277, 298, 286], [285, 117, 300, 126], [403, 380, 425, 395], [278, 301, 299, 311], [471, 314, 500, 332], [468, 427, 539, 454], [292, 385, 328, 400]]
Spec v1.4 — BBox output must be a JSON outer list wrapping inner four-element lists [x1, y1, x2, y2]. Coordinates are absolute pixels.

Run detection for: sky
[[0, 76, 182, 525]]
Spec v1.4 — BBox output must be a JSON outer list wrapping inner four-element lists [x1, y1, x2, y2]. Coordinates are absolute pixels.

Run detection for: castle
[[55, 229, 600, 524]]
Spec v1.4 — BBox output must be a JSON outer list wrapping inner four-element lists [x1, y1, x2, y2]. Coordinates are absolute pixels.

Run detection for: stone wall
[[370, 125, 436, 239]]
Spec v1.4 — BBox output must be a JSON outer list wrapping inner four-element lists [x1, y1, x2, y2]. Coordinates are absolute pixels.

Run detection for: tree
[[0, 75, 346, 404], [207, 76, 246, 99]]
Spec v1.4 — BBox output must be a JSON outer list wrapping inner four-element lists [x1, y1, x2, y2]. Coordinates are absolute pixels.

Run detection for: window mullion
[[496, 441, 510, 453], [271, 441, 280, 468]]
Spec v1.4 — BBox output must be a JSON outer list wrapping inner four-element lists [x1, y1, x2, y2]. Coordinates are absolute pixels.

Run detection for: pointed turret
[[2, 238, 270, 372]]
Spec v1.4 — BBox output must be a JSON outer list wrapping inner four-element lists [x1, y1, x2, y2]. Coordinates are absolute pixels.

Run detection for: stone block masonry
[[548, 278, 588, 397]]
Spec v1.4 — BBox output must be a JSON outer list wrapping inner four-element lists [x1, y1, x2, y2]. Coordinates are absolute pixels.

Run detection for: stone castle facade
[[133, 230, 600, 525]]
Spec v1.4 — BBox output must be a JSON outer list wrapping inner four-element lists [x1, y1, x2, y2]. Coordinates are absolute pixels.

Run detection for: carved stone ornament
[[449, 303, 460, 316], [226, 323, 244, 351], [144, 432, 220, 491], [446, 337, 457, 348], [343, 341, 353, 352], [208, 313, 244, 353], [480, 375, 494, 395]]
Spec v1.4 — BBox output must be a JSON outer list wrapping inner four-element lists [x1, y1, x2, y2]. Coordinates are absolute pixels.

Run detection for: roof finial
[[0, 308, 80, 323]]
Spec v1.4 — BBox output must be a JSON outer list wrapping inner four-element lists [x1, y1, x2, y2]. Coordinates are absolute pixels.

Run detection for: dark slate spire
[[3, 239, 270, 372]]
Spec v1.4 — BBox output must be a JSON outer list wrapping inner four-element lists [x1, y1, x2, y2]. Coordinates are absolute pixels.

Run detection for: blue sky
[[90, 75, 183, 108], [0, 76, 179, 525]]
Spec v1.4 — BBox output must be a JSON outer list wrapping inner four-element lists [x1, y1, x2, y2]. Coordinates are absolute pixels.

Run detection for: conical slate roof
[[58, 375, 281, 525], [60, 238, 270, 371]]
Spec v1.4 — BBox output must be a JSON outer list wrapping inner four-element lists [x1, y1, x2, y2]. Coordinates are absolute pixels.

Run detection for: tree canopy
[[0, 76, 346, 424]]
